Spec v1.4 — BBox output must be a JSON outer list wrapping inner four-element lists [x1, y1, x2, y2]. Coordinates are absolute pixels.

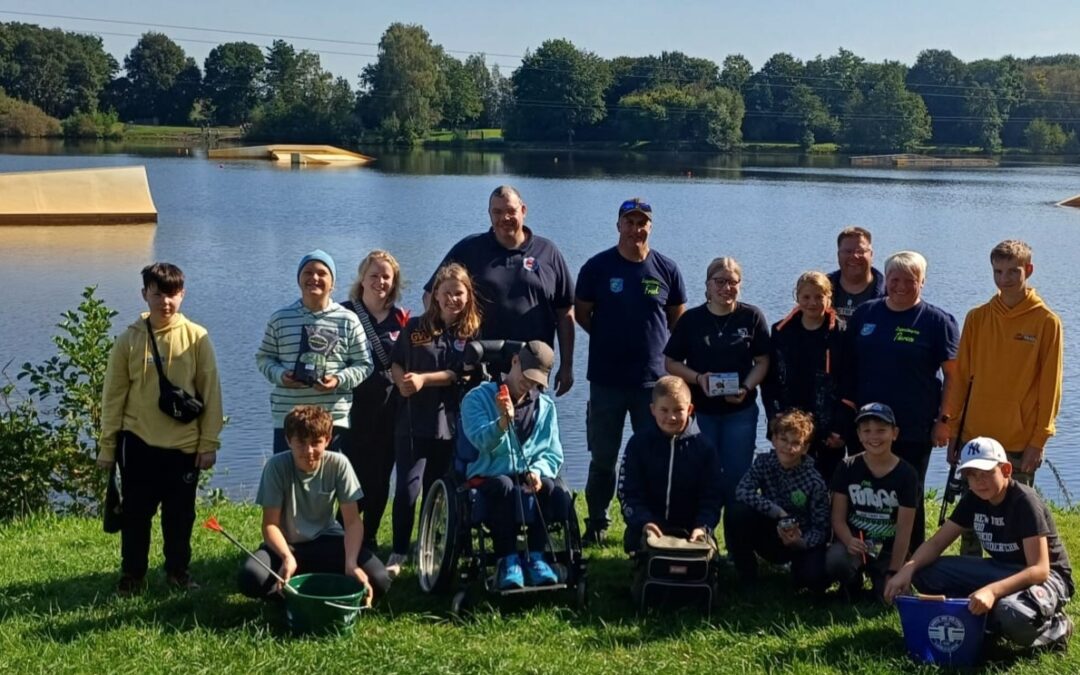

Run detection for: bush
[[1024, 118, 1074, 154], [0, 287, 117, 520], [0, 91, 62, 137], [62, 110, 125, 139]]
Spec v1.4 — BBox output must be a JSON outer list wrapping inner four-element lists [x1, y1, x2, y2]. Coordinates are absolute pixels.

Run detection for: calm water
[[2, 142, 1079, 504]]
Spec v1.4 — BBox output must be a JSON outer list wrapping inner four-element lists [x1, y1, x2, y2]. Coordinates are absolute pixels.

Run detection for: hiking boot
[[166, 571, 200, 591], [385, 552, 407, 579], [582, 526, 608, 548], [524, 552, 559, 586], [496, 554, 525, 590], [116, 573, 146, 597]]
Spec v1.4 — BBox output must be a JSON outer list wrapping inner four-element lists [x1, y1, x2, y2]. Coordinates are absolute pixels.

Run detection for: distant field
[[123, 124, 244, 139]]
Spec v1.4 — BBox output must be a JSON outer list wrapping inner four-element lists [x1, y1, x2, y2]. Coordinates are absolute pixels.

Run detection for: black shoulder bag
[[146, 319, 204, 424]]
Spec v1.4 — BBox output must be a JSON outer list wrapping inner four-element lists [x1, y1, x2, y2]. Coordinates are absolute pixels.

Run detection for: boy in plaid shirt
[[729, 409, 830, 591]]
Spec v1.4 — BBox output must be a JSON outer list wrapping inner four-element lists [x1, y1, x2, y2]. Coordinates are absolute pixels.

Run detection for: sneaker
[[497, 554, 525, 590], [1039, 613, 1074, 652], [116, 573, 146, 597], [524, 552, 559, 586], [166, 571, 201, 591], [582, 526, 608, 548], [385, 552, 407, 579]]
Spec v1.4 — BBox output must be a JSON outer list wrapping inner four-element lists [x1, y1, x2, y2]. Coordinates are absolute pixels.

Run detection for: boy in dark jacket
[[729, 409, 830, 591], [617, 376, 723, 552]]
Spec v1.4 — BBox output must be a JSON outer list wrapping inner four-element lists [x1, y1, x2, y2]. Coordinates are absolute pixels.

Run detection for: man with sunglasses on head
[[424, 185, 576, 395], [574, 198, 688, 546], [828, 226, 885, 326]]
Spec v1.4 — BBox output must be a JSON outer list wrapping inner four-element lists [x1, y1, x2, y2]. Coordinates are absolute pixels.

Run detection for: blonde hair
[[348, 250, 403, 307], [652, 375, 692, 405], [794, 271, 832, 300], [884, 250, 927, 281], [422, 262, 482, 338], [990, 240, 1032, 267], [707, 256, 742, 281]]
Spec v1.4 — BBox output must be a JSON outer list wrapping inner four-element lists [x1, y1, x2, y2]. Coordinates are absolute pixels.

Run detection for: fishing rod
[[938, 376, 974, 527]]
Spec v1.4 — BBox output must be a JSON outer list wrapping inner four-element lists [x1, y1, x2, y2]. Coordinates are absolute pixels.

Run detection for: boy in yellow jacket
[[97, 263, 224, 595], [943, 240, 1063, 486]]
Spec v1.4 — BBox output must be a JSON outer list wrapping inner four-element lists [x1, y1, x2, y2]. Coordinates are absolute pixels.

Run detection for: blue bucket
[[896, 595, 987, 667]]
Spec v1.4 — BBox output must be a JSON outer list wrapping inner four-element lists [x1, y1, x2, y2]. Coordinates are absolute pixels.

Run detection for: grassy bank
[[1, 501, 1076, 673], [123, 124, 243, 142]]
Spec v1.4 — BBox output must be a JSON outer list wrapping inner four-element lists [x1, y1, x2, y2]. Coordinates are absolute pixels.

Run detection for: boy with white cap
[[884, 437, 1073, 650]]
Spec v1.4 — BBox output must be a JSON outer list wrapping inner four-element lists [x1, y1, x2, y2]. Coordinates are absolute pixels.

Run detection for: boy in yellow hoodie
[[97, 263, 224, 595], [943, 240, 1063, 487]]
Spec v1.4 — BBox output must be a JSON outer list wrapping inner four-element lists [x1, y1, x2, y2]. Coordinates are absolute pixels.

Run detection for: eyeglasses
[[839, 247, 871, 256], [619, 199, 652, 215], [708, 277, 740, 288]]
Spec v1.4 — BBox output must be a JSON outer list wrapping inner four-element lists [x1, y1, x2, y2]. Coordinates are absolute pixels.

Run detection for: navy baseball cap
[[618, 198, 652, 219], [855, 402, 896, 426]]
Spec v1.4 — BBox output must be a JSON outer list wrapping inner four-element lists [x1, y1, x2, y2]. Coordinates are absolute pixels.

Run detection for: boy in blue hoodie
[[460, 341, 566, 590], [730, 409, 830, 591], [617, 376, 723, 552]]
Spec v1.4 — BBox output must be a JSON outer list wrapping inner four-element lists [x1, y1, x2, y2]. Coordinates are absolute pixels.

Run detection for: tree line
[[3, 20, 1080, 152]]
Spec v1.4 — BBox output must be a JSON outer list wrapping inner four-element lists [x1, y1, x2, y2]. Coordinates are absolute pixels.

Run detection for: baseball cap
[[618, 198, 652, 219], [854, 402, 896, 426], [518, 340, 554, 388], [957, 437, 1008, 471]]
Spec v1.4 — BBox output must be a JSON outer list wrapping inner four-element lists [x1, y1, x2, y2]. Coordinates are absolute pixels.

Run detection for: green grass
[[2, 501, 1077, 673], [122, 124, 243, 140]]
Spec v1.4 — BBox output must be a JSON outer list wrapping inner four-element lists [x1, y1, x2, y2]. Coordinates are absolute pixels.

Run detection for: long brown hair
[[421, 262, 482, 338]]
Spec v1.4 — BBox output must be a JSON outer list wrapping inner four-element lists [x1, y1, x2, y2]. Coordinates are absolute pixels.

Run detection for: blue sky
[[3, 1, 1078, 80]]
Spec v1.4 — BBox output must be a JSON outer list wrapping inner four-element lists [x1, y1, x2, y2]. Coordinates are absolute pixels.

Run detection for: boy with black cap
[[256, 250, 373, 454], [826, 402, 918, 601], [460, 340, 567, 589], [885, 437, 1073, 650]]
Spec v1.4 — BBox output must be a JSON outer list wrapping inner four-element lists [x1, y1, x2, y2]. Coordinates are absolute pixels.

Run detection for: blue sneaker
[[524, 551, 559, 586], [497, 554, 524, 590]]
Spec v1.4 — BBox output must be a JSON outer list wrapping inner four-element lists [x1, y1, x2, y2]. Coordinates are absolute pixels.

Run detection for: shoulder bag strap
[[145, 318, 170, 387], [350, 301, 392, 372]]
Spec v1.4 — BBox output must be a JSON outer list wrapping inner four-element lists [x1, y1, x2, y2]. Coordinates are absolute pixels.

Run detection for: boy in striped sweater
[[256, 250, 372, 453]]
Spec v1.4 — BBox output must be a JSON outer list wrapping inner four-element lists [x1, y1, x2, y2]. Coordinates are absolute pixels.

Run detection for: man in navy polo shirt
[[827, 226, 885, 325], [425, 185, 576, 394], [575, 198, 687, 545]]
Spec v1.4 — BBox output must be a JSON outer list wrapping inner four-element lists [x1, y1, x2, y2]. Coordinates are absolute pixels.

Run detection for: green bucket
[[284, 573, 367, 636]]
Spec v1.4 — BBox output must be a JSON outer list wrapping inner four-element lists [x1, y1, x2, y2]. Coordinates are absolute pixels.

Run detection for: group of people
[[96, 184, 1071, 651]]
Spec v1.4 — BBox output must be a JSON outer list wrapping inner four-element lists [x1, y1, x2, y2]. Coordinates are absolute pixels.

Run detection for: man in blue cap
[[256, 249, 373, 454]]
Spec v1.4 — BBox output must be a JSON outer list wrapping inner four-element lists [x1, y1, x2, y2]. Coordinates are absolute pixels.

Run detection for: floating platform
[[1056, 193, 1080, 208], [850, 153, 998, 168], [0, 166, 157, 226], [207, 145, 375, 165]]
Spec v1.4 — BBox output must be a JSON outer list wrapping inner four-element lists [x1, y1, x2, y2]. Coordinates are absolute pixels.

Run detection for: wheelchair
[[415, 341, 588, 613]]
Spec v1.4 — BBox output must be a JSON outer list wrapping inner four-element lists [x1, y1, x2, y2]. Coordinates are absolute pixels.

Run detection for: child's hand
[[523, 471, 542, 493], [496, 385, 514, 422], [723, 387, 748, 405], [277, 555, 298, 593], [968, 585, 997, 615], [347, 564, 375, 607], [398, 372, 424, 397], [846, 537, 868, 557], [777, 525, 803, 547], [825, 433, 845, 449], [282, 371, 307, 388], [689, 527, 708, 543], [643, 522, 664, 539], [313, 374, 339, 392], [883, 569, 912, 604]]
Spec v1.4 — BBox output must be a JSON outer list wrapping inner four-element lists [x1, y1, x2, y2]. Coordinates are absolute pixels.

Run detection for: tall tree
[[359, 23, 446, 141], [719, 54, 753, 93], [785, 84, 837, 149], [842, 63, 931, 151], [441, 54, 483, 130], [617, 84, 743, 150], [203, 41, 264, 125], [743, 52, 805, 141], [117, 32, 200, 124], [507, 38, 611, 142], [906, 49, 968, 144]]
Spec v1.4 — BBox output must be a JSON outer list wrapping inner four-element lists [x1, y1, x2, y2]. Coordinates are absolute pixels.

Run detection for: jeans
[[477, 476, 569, 557], [696, 404, 759, 552], [584, 382, 654, 531]]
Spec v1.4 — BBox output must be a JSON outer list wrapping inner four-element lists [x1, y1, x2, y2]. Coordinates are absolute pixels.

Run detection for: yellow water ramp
[[0, 165, 157, 226], [1056, 193, 1080, 208], [207, 144, 374, 165]]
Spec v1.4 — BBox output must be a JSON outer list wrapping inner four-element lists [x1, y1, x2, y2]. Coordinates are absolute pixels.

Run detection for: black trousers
[[236, 534, 391, 600], [391, 436, 454, 555], [891, 440, 931, 550], [345, 395, 397, 549], [118, 431, 200, 578], [726, 502, 828, 592], [477, 475, 567, 557]]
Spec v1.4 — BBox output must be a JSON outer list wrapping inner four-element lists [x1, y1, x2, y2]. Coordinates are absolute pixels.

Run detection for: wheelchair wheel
[[417, 478, 459, 594], [575, 575, 589, 610]]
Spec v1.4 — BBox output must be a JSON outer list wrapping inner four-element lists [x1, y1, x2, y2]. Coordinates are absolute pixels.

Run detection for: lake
[[1, 141, 1078, 505]]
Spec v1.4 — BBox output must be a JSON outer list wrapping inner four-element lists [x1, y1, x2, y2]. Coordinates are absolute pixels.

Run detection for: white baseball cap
[[958, 437, 1008, 471]]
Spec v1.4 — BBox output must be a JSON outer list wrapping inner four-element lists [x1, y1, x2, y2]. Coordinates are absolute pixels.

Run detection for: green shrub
[[0, 91, 62, 137], [0, 287, 117, 520], [61, 110, 125, 139], [1023, 118, 1075, 154]]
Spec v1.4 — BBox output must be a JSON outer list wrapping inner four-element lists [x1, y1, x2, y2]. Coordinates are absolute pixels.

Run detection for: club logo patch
[[641, 278, 661, 297], [1013, 333, 1036, 343], [522, 256, 538, 272], [610, 278, 624, 293], [861, 323, 876, 336], [927, 614, 966, 654]]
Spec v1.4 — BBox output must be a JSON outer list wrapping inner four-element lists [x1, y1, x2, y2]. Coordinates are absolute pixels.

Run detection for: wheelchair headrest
[[463, 340, 525, 375]]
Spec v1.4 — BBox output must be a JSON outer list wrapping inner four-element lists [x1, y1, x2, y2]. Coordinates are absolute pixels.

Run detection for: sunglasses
[[619, 199, 652, 214]]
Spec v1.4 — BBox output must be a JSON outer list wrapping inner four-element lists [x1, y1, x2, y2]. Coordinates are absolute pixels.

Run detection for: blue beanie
[[297, 249, 336, 281]]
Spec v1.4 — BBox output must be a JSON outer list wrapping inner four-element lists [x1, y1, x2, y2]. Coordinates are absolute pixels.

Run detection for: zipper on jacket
[[664, 434, 675, 520]]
